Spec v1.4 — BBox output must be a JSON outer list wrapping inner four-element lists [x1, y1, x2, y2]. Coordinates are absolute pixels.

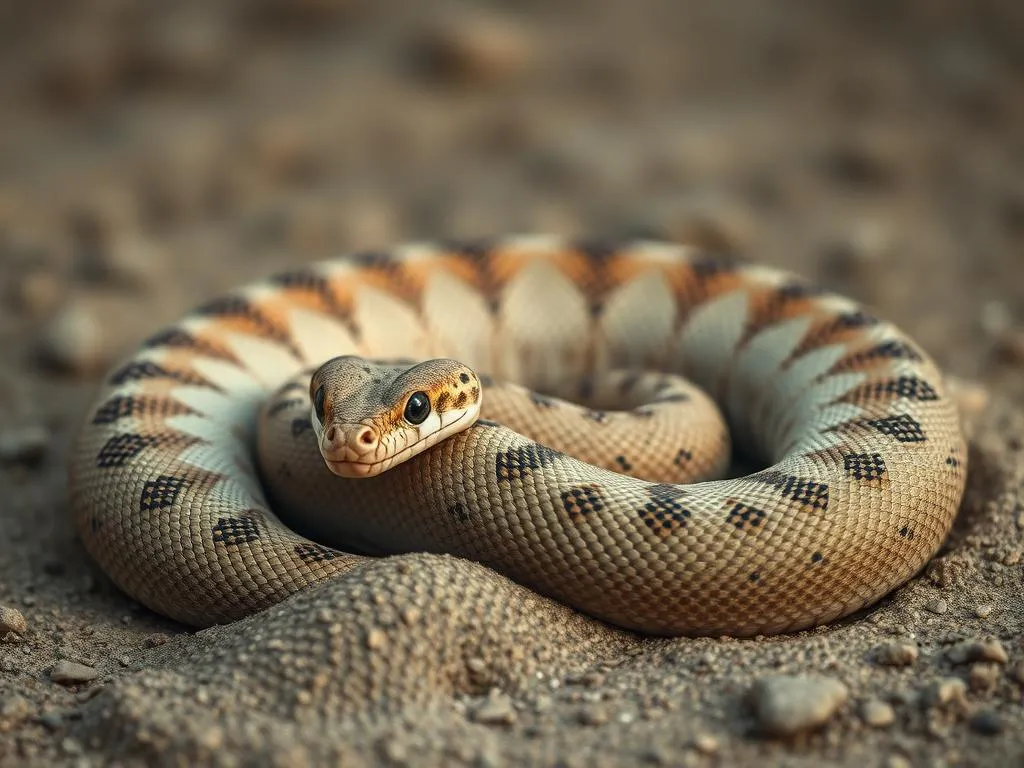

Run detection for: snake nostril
[[357, 428, 375, 446], [325, 425, 339, 445]]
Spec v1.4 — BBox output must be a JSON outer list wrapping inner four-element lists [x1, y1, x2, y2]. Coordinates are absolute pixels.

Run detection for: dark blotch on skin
[[455, 392, 467, 408], [459, 372, 470, 384], [436, 391, 451, 412]]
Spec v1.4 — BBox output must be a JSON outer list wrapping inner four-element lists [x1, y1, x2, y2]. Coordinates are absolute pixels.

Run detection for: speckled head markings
[[69, 234, 967, 636], [308, 356, 483, 478]]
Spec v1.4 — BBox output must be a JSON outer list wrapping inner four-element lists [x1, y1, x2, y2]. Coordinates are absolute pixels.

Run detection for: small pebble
[[822, 220, 891, 277], [0, 605, 28, 635], [968, 663, 1000, 693], [969, 709, 1004, 735], [691, 733, 719, 755], [49, 661, 100, 685], [874, 641, 918, 667], [38, 710, 64, 730], [861, 698, 895, 727], [578, 704, 609, 726], [974, 603, 994, 619], [142, 632, 169, 649], [821, 138, 898, 188], [979, 300, 1013, 336], [0, 694, 31, 722], [1009, 660, 1024, 686], [38, 303, 107, 375], [923, 677, 968, 710], [0, 426, 50, 467], [16, 270, 62, 317], [364, 628, 387, 650], [77, 234, 163, 290], [886, 756, 912, 768], [749, 675, 849, 736], [994, 329, 1024, 365], [472, 694, 517, 726], [924, 598, 948, 614], [946, 377, 990, 417], [414, 14, 532, 85], [947, 638, 1008, 665]]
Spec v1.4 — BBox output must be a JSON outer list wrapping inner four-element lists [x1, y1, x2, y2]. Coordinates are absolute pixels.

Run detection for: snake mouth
[[322, 406, 479, 479]]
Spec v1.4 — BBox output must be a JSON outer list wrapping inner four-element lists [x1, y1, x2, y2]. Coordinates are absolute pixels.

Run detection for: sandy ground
[[1, 1, 1023, 765]]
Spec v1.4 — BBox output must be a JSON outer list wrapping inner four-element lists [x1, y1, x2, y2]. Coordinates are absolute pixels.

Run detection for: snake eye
[[312, 385, 326, 422], [403, 391, 431, 425]]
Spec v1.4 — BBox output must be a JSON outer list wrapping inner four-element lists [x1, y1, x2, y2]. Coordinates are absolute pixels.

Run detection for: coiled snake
[[69, 236, 966, 636]]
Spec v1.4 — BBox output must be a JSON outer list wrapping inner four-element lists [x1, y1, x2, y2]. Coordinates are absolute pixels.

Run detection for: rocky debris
[[364, 628, 387, 650], [125, 12, 232, 91], [922, 678, 969, 712], [0, 605, 28, 636], [77, 233, 163, 291], [947, 638, 1009, 665], [926, 554, 975, 589], [36, 27, 125, 108], [822, 220, 892, 281], [874, 641, 918, 667], [969, 709, 1004, 735], [968, 663, 1001, 693], [412, 14, 533, 85], [860, 699, 896, 728], [49, 661, 100, 686], [247, 120, 323, 185], [0, 426, 50, 467], [973, 603, 995, 619], [471, 692, 517, 726], [993, 329, 1024, 365], [749, 675, 848, 736], [979, 300, 1014, 337], [36, 302, 108, 375], [820, 136, 900, 188], [0, 695, 32, 731], [946, 377, 990, 420], [143, 633, 170, 649], [691, 733, 719, 755], [15, 269, 64, 318], [924, 598, 948, 615], [578, 703, 609, 726]]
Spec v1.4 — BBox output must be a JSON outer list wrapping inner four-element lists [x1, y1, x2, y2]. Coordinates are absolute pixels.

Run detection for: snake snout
[[321, 423, 379, 461]]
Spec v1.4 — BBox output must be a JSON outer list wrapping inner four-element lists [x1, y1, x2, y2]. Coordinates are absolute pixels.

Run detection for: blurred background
[[1, 0, 1022, 401]]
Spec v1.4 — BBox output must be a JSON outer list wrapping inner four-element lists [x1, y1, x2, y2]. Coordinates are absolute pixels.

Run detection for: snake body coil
[[69, 236, 966, 636]]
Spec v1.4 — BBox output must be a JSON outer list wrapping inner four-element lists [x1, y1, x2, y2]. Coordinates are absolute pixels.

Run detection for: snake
[[68, 235, 967, 637]]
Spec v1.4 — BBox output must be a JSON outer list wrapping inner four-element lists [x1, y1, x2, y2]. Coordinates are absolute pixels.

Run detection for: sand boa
[[69, 236, 966, 636]]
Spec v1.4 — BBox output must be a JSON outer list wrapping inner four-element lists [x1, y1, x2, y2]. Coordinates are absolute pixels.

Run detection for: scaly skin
[[69, 235, 966, 636]]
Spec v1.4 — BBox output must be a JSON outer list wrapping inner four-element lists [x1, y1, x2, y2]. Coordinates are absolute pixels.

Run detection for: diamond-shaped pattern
[[96, 433, 156, 468], [561, 484, 604, 520], [211, 514, 261, 546], [868, 413, 926, 442], [139, 474, 189, 512], [843, 452, 888, 482]]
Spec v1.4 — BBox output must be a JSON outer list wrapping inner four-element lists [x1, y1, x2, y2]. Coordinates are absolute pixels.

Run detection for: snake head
[[309, 355, 483, 478]]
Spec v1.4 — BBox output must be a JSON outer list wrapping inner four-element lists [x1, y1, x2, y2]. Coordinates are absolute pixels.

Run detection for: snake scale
[[69, 235, 967, 636]]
